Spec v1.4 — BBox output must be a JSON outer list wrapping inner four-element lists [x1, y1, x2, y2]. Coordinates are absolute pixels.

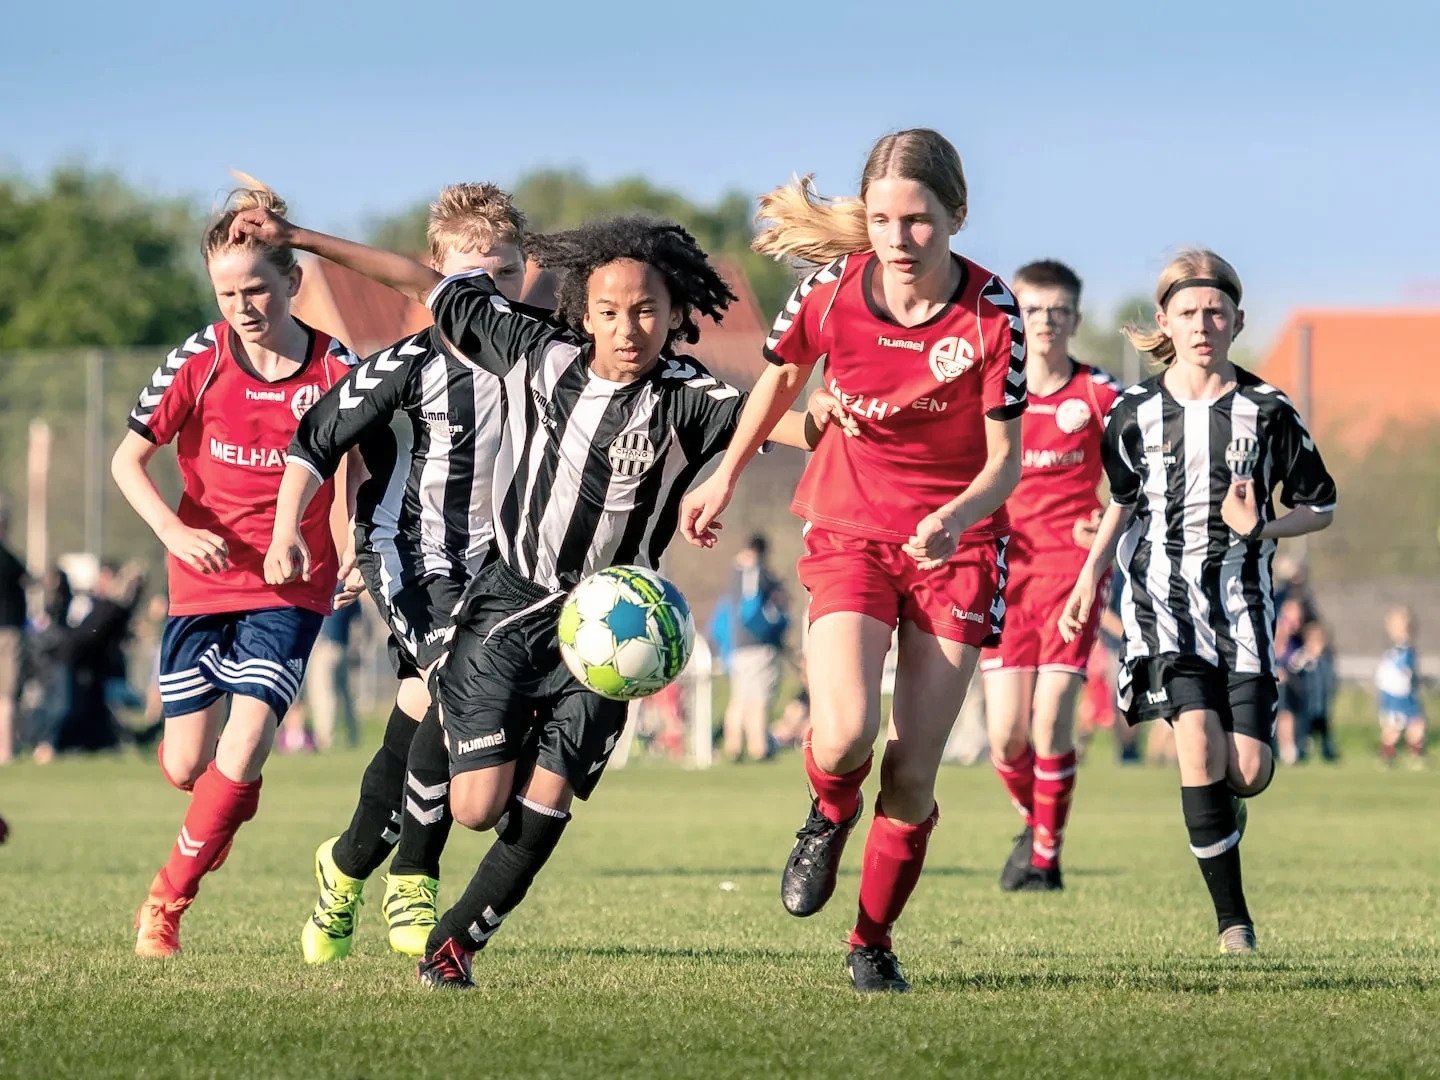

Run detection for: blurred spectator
[[1377, 606, 1426, 769], [771, 654, 810, 753], [1287, 620, 1339, 763], [715, 535, 788, 763], [26, 566, 75, 764], [1274, 597, 1308, 762], [0, 501, 28, 765], [59, 560, 145, 753], [304, 594, 362, 751]]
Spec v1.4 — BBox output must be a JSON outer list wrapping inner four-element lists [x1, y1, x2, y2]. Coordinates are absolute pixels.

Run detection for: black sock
[[1181, 781, 1251, 932], [429, 799, 570, 954], [388, 704, 455, 879], [331, 704, 419, 879]]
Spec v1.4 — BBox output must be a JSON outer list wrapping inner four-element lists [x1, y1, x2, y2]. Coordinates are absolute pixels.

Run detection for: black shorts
[[435, 559, 629, 799], [1119, 653, 1278, 742], [357, 552, 466, 680]]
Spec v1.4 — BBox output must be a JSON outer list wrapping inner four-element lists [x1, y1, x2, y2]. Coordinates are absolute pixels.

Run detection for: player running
[[682, 128, 1027, 992], [1059, 250, 1336, 955], [1376, 606, 1426, 768], [268, 185, 530, 963], [980, 260, 1120, 892], [231, 206, 819, 989], [112, 178, 357, 958]]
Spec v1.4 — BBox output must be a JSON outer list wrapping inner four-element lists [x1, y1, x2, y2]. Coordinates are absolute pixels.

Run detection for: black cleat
[[417, 937, 475, 990], [1013, 864, 1064, 892], [999, 826, 1035, 891], [781, 796, 863, 917], [847, 945, 911, 993]]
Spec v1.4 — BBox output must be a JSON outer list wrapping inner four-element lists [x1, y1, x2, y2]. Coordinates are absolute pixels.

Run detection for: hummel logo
[[1145, 690, 1169, 705], [177, 825, 206, 858], [457, 731, 506, 755]]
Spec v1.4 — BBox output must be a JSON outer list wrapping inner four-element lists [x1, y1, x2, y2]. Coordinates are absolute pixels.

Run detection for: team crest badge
[[1055, 398, 1092, 434], [608, 432, 656, 477], [1225, 437, 1259, 478], [291, 384, 323, 420], [928, 336, 974, 382]]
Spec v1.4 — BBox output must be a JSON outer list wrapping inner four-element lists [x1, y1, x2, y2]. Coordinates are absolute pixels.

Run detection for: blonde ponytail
[[752, 175, 870, 264], [202, 170, 295, 272]]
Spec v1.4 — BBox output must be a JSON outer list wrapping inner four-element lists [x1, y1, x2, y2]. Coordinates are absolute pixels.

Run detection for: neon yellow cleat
[[300, 837, 365, 964], [383, 874, 439, 957]]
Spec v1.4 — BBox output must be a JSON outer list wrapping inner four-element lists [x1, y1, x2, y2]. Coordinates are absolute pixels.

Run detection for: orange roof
[[296, 252, 772, 389], [1260, 309, 1440, 450]]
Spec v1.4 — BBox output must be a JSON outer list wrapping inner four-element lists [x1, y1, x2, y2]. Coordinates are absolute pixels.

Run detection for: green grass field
[[2, 715, 1437, 1080]]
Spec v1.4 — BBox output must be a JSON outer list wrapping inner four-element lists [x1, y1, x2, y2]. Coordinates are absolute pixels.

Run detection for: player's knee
[[158, 740, 205, 791], [879, 751, 938, 813], [1229, 747, 1274, 797], [989, 724, 1029, 762], [449, 780, 509, 832]]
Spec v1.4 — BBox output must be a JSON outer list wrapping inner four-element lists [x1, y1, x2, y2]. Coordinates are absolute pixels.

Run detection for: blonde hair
[[753, 128, 968, 264], [1123, 249, 1243, 367], [202, 171, 294, 273], [426, 182, 527, 264]]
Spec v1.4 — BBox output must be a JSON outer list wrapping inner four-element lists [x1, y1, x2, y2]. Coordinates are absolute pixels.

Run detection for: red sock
[[849, 801, 939, 950], [1380, 741, 1398, 762], [993, 745, 1035, 826], [1031, 751, 1078, 869], [804, 741, 871, 824], [156, 741, 195, 792], [153, 763, 262, 902]]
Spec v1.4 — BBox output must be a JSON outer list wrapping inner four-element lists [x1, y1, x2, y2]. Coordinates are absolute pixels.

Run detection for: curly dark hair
[[527, 216, 737, 347]]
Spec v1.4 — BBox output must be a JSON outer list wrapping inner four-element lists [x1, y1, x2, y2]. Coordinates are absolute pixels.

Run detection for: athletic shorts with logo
[[798, 524, 1008, 647], [1118, 652, 1278, 742], [980, 567, 1109, 675], [157, 607, 325, 719], [434, 559, 628, 797], [357, 551, 467, 679]]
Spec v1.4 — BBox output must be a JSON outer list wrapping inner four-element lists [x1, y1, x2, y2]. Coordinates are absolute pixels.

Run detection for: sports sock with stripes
[[992, 745, 1036, 827], [428, 798, 570, 954], [332, 704, 418, 879], [154, 762, 261, 902], [388, 705, 454, 879], [1181, 781, 1250, 932], [1031, 750, 1077, 869], [848, 800, 939, 951]]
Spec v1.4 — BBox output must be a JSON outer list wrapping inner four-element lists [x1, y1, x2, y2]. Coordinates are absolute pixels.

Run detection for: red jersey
[[765, 252, 1027, 542], [127, 321, 357, 616], [1005, 361, 1122, 568]]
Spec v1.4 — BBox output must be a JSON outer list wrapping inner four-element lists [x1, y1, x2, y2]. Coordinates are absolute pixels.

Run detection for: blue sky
[[4, 0, 1436, 342]]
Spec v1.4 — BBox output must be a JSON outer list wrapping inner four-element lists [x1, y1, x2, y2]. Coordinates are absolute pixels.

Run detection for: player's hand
[[680, 473, 735, 548], [160, 523, 229, 575], [807, 387, 859, 438], [1058, 570, 1096, 643], [1222, 479, 1261, 539], [333, 561, 366, 610], [264, 532, 311, 585], [903, 511, 959, 570], [229, 206, 297, 248], [1072, 508, 1102, 549]]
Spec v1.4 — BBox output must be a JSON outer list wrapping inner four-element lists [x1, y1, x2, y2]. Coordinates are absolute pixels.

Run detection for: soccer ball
[[557, 565, 695, 701]]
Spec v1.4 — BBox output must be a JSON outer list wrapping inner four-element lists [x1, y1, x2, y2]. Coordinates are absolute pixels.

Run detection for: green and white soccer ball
[[557, 565, 695, 701]]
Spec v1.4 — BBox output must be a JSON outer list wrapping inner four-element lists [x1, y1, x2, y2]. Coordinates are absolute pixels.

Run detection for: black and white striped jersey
[[287, 327, 500, 598], [1104, 367, 1337, 676], [426, 268, 747, 593]]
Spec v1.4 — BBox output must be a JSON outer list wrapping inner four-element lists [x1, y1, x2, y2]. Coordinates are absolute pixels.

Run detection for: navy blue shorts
[[158, 607, 325, 719]]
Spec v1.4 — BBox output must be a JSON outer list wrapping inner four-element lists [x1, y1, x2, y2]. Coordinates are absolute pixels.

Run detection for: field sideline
[[2, 721, 1436, 1079]]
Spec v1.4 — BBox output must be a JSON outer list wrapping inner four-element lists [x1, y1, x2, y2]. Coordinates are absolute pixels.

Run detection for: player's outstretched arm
[[680, 362, 809, 547], [229, 207, 441, 305], [111, 431, 229, 574], [265, 462, 325, 585]]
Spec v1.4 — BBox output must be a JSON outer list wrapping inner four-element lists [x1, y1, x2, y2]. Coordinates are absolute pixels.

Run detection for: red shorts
[[797, 525, 1008, 646], [979, 567, 1106, 675]]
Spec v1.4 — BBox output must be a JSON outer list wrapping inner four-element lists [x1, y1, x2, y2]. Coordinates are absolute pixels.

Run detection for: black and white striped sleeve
[[287, 336, 423, 482], [662, 356, 747, 465], [1102, 398, 1142, 506], [426, 269, 565, 377], [1273, 401, 1337, 513]]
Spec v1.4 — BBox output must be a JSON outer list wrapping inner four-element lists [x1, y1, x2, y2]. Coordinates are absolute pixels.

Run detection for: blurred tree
[[368, 169, 796, 317], [0, 168, 211, 349]]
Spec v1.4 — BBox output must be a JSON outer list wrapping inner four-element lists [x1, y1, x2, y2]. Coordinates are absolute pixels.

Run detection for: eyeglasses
[[1021, 305, 1077, 321]]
